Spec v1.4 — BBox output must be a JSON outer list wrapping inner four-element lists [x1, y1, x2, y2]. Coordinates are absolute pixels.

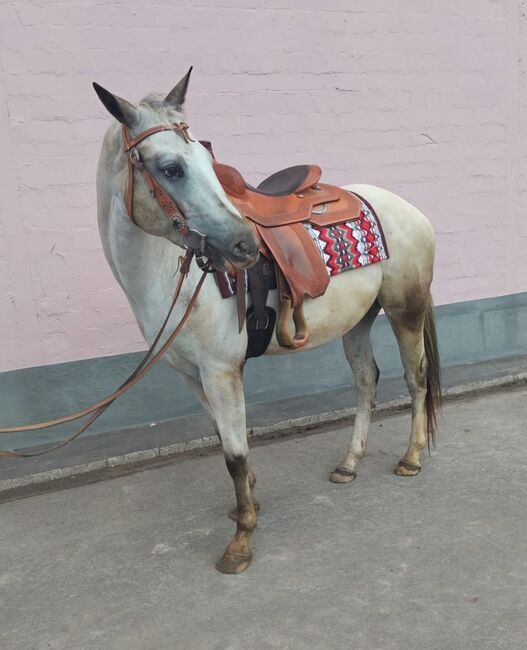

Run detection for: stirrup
[[276, 296, 309, 349]]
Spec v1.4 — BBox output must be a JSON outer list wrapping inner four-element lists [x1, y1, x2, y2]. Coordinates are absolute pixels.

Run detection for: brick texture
[[0, 0, 526, 370]]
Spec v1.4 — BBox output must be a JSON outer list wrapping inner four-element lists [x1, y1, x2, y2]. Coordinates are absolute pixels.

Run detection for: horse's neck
[[101, 196, 214, 341]]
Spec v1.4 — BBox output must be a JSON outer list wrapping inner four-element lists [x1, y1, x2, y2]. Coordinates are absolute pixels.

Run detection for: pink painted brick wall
[[0, 0, 526, 370]]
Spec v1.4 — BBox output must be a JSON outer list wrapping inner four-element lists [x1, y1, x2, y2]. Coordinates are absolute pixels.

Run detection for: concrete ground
[[1, 386, 526, 650]]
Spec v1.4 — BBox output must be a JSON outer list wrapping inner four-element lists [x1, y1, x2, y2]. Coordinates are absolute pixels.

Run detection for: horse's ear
[[92, 82, 139, 128], [165, 67, 193, 110]]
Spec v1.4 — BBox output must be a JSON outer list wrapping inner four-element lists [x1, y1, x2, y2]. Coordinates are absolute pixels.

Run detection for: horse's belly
[[264, 263, 382, 355]]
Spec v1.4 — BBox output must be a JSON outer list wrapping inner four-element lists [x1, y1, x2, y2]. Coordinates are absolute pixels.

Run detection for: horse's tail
[[424, 296, 442, 446]]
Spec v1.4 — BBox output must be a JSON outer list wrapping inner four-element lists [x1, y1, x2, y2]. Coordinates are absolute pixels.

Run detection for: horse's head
[[93, 68, 259, 271]]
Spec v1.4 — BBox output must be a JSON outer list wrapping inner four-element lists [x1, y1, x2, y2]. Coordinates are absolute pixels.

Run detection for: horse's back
[[344, 184, 436, 310], [344, 183, 435, 246]]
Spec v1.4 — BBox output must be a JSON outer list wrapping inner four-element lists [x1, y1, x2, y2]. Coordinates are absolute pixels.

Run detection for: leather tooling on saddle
[[203, 142, 389, 358]]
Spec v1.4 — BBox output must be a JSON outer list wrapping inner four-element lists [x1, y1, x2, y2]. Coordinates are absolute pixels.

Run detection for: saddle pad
[[215, 194, 388, 298], [304, 195, 389, 276]]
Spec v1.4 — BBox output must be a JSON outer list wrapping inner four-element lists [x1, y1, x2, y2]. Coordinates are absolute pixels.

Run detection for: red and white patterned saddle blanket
[[215, 196, 389, 298]]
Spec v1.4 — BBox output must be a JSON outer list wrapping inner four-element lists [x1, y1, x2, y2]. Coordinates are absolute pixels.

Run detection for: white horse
[[94, 70, 441, 574]]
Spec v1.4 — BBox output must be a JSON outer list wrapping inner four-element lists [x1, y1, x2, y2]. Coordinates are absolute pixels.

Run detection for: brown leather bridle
[[122, 121, 192, 230], [122, 121, 216, 272]]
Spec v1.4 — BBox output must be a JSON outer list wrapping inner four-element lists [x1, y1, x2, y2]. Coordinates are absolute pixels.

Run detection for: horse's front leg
[[228, 467, 259, 521], [200, 364, 257, 574]]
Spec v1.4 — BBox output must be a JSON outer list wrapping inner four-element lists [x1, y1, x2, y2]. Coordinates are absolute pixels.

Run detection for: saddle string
[[0, 250, 207, 457]]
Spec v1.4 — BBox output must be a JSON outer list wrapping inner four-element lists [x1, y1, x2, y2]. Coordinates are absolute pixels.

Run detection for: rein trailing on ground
[[0, 250, 206, 458], [0, 117, 223, 456], [0, 113, 229, 457]]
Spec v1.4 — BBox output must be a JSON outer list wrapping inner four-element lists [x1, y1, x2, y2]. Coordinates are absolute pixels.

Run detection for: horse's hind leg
[[383, 295, 440, 476], [330, 302, 381, 484], [389, 320, 427, 475]]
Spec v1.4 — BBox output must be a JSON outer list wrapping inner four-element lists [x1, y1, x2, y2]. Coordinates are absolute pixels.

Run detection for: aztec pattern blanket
[[215, 195, 389, 298]]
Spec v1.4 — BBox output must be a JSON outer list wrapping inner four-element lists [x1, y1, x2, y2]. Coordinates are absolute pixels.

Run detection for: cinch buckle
[[246, 311, 270, 331]]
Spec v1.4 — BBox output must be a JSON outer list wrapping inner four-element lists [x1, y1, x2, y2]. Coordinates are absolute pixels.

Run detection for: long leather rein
[[0, 123, 209, 458]]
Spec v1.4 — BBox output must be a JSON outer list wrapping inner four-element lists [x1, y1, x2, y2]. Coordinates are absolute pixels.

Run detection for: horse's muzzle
[[228, 239, 260, 267]]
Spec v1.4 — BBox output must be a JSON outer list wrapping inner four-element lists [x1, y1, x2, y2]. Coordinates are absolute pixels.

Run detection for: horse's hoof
[[394, 459, 421, 476], [215, 551, 252, 575], [228, 501, 260, 521], [329, 466, 357, 484]]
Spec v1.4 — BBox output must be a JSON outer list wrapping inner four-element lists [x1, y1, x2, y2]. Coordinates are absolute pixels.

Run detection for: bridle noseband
[[122, 122, 214, 271]]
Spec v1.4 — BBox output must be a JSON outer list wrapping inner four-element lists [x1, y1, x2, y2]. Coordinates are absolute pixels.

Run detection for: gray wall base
[[1, 292, 526, 451], [1, 355, 526, 493]]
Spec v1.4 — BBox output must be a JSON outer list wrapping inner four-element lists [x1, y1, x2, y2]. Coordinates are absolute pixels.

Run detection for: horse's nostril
[[232, 240, 255, 259]]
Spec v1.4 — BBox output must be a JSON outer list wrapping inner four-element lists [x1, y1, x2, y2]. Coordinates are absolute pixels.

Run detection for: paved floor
[[1, 386, 526, 650]]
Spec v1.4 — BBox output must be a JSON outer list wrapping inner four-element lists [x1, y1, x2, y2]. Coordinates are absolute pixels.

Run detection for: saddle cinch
[[204, 143, 363, 356]]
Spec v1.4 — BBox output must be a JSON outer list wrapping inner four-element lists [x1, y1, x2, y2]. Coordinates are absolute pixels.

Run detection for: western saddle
[[202, 142, 363, 357]]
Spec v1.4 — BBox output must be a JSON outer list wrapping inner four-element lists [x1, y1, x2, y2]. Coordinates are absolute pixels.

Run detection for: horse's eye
[[163, 164, 184, 179]]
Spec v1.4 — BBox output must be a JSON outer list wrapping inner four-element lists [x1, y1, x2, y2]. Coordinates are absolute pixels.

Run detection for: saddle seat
[[252, 164, 322, 196], [214, 161, 361, 228], [212, 157, 363, 350]]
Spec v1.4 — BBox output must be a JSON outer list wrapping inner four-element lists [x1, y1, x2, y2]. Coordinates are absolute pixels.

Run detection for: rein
[[0, 122, 211, 458], [0, 250, 206, 457]]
